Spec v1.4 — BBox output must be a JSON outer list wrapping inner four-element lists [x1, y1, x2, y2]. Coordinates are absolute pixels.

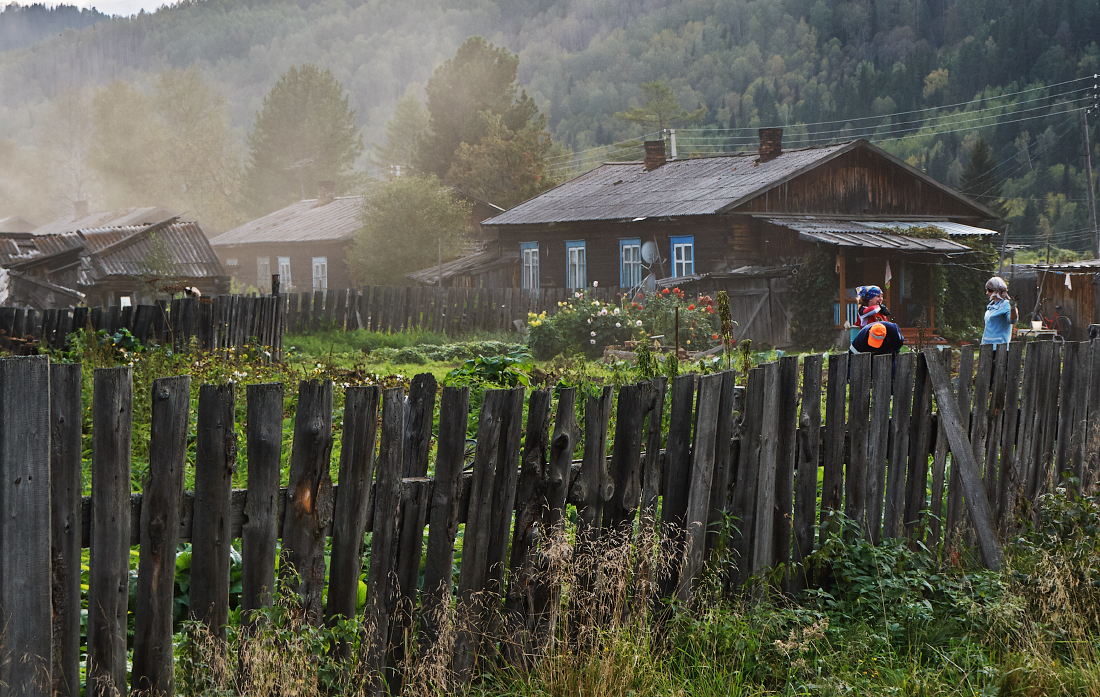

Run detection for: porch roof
[[766, 218, 972, 252]]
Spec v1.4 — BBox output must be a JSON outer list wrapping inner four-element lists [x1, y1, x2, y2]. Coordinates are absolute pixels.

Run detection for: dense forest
[[0, 3, 106, 52], [0, 0, 1097, 248]]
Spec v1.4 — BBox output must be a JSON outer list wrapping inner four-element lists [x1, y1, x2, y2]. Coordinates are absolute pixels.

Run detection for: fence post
[[132, 375, 191, 696], [420, 386, 471, 650], [281, 380, 335, 625], [326, 386, 380, 656], [772, 359, 798, 588], [453, 389, 508, 683], [791, 354, 823, 595], [845, 353, 872, 537], [87, 366, 132, 697], [50, 363, 82, 697], [884, 353, 916, 539], [365, 387, 406, 694], [240, 383, 284, 631], [0, 356, 52, 697]]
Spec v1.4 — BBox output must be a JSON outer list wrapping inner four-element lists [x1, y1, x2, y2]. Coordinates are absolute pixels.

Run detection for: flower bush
[[526, 288, 720, 359]]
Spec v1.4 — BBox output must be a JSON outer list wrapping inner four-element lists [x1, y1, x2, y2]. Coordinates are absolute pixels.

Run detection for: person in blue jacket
[[850, 321, 905, 355], [981, 276, 1017, 345]]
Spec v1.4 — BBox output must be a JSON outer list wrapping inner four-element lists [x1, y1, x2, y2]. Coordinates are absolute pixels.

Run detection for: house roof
[[79, 220, 224, 283], [766, 218, 972, 252], [209, 196, 362, 246], [484, 139, 995, 226], [406, 247, 518, 284], [32, 206, 180, 237]]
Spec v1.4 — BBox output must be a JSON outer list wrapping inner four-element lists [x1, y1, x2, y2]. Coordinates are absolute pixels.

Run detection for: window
[[257, 257, 271, 288], [620, 238, 642, 287], [225, 258, 238, 267], [565, 240, 586, 290], [278, 257, 292, 289], [671, 236, 695, 277], [521, 242, 539, 290], [312, 257, 328, 292]]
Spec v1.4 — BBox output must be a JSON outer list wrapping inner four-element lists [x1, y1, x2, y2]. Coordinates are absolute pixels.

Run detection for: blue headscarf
[[858, 285, 883, 304]]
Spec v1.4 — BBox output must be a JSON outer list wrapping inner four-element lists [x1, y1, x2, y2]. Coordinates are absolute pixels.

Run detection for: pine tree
[[243, 64, 363, 216], [960, 138, 1000, 201]]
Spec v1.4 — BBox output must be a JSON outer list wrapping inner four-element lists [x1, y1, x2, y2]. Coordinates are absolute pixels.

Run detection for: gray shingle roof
[[486, 143, 851, 226]]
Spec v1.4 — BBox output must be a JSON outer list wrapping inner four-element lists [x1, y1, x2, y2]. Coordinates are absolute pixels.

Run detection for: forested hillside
[[0, 3, 106, 52], [0, 0, 1097, 248]]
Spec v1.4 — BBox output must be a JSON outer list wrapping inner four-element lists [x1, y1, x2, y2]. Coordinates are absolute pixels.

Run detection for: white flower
[[592, 280, 599, 287], [599, 309, 608, 316], [613, 308, 620, 315], [575, 292, 582, 298], [590, 331, 596, 337], [590, 339, 596, 344], [587, 318, 593, 324], [636, 320, 643, 326], [615, 322, 621, 328]]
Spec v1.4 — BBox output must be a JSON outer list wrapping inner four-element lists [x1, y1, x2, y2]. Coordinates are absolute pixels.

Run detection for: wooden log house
[[420, 129, 1000, 347]]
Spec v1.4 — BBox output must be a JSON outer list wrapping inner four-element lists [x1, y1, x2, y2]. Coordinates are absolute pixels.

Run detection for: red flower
[[688, 304, 695, 310], [707, 306, 715, 314], [662, 288, 670, 295], [637, 293, 643, 299], [711, 333, 719, 340]]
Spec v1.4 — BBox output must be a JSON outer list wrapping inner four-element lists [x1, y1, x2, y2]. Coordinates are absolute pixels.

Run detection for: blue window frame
[[620, 238, 642, 288], [671, 235, 695, 277], [565, 240, 586, 290], [520, 242, 539, 289]]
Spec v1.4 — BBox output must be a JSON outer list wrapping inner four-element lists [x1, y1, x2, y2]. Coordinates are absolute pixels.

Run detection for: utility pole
[[1080, 108, 1098, 258]]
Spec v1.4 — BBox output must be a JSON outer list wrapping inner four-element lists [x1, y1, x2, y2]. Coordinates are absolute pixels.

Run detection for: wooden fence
[[284, 286, 623, 336], [2, 340, 1095, 695], [0, 295, 283, 359]]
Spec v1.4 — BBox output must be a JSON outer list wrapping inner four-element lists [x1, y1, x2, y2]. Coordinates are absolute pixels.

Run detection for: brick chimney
[[643, 140, 667, 171], [757, 128, 784, 162], [317, 180, 336, 205], [73, 200, 89, 219]]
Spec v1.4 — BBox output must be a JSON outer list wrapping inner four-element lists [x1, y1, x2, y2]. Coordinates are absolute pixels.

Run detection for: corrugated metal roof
[[209, 197, 362, 246], [407, 248, 518, 283], [81, 221, 224, 280], [1035, 259, 1100, 272], [32, 206, 179, 237], [862, 221, 999, 236], [485, 143, 853, 225], [769, 218, 970, 252]]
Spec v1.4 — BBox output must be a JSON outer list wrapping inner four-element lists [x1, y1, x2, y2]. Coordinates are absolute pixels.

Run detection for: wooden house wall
[[213, 240, 352, 293], [1040, 271, 1097, 340], [733, 148, 984, 219]]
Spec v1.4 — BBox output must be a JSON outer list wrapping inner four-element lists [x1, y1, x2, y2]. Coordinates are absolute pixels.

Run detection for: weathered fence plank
[[821, 354, 847, 533], [87, 367, 132, 697], [792, 354, 822, 594], [50, 363, 83, 697], [846, 353, 872, 536], [0, 357, 52, 697], [866, 353, 893, 544], [884, 353, 915, 539], [132, 375, 190, 696], [241, 383, 284, 629], [678, 372, 726, 602]]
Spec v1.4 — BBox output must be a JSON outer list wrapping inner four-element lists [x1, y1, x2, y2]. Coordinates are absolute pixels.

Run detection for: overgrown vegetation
[[789, 248, 840, 351]]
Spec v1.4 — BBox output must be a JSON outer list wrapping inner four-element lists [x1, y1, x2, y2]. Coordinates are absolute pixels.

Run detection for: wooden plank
[[0, 357, 51, 697], [365, 388, 405, 694], [791, 355, 822, 595], [1071, 341, 1092, 491], [325, 386, 380, 653], [727, 367, 764, 592], [969, 344, 995, 504], [708, 372, 740, 562], [280, 380, 334, 625], [946, 346, 975, 537], [390, 375, 437, 670], [677, 372, 726, 602], [1085, 340, 1100, 493], [984, 344, 1009, 516], [312, 290, 324, 332], [923, 349, 1003, 570], [845, 352, 872, 536], [866, 353, 894, 544], [771, 359, 798, 584], [50, 363, 83, 697], [1024, 342, 1056, 501], [820, 353, 847, 534], [997, 341, 1025, 532], [573, 386, 615, 539], [419, 387, 471, 649], [1036, 342, 1062, 498], [482, 387, 525, 645], [334, 289, 348, 331], [190, 384, 237, 647], [904, 352, 934, 538], [750, 362, 782, 578], [928, 350, 951, 549], [131, 375, 190, 696], [453, 389, 508, 682], [639, 377, 668, 528], [501, 388, 552, 663], [1055, 341, 1080, 486], [241, 383, 284, 630], [657, 374, 697, 598], [605, 383, 656, 533], [86, 367, 132, 697], [883, 352, 915, 539], [1004, 343, 1040, 532]]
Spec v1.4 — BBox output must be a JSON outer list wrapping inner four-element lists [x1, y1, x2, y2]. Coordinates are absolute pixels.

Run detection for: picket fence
[[283, 285, 623, 336], [0, 339, 1093, 696]]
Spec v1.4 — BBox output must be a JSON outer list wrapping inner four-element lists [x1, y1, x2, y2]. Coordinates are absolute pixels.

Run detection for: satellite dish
[[641, 241, 659, 264], [643, 273, 656, 294]]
